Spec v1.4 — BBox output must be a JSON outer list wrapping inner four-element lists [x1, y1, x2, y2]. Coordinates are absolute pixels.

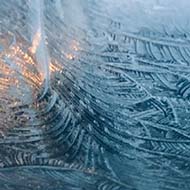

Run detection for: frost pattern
[[0, 0, 190, 190]]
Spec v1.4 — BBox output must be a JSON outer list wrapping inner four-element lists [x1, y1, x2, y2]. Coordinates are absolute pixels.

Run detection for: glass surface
[[0, 0, 190, 189]]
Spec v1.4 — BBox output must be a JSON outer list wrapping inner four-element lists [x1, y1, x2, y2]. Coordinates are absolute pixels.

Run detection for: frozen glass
[[0, 0, 190, 189]]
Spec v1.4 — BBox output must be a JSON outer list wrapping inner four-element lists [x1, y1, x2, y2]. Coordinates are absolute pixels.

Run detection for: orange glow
[[71, 40, 80, 51], [65, 53, 75, 60], [11, 46, 35, 66], [64, 40, 81, 60], [29, 30, 41, 54], [49, 61, 62, 73], [0, 33, 68, 98], [0, 61, 14, 92], [0, 42, 44, 93]]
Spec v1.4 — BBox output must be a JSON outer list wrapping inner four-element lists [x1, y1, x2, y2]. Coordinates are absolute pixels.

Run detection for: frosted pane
[[0, 0, 190, 189]]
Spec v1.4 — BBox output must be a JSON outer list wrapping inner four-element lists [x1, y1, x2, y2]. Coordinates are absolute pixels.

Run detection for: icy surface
[[0, 0, 190, 189]]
